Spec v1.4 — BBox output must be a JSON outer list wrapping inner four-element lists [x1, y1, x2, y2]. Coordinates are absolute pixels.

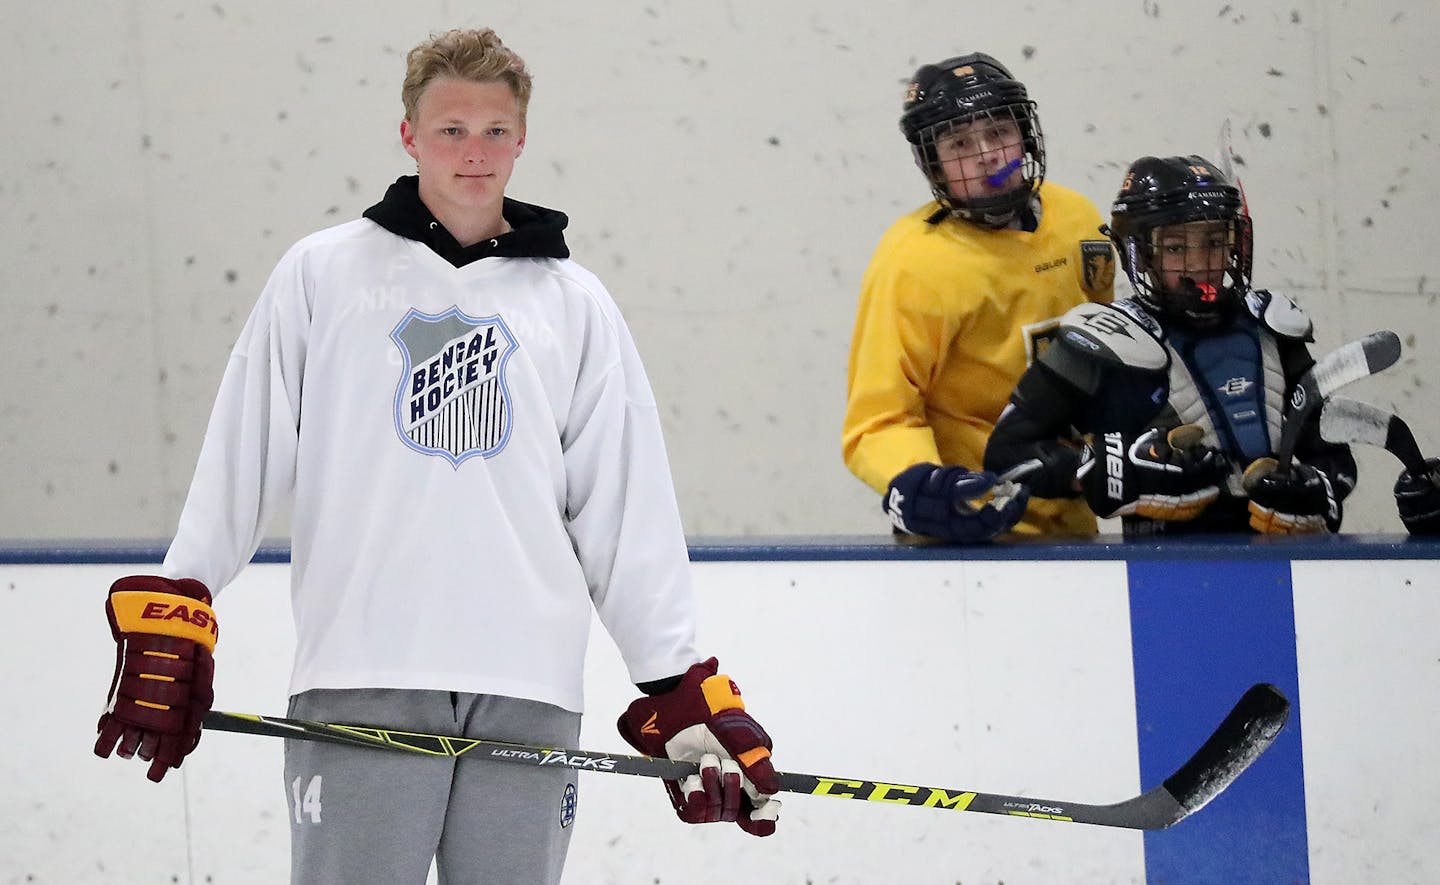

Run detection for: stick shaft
[[202, 682, 1287, 831]]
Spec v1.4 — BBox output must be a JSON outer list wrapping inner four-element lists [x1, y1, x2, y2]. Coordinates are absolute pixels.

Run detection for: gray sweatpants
[[284, 688, 582, 885]]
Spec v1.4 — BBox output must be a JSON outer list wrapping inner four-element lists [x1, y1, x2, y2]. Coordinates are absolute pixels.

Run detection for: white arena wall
[[3, 536, 1437, 884], [4, 1, 1439, 541]]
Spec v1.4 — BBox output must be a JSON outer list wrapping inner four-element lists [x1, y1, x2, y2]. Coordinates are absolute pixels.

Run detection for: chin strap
[[947, 190, 1041, 231], [1166, 277, 1239, 330]]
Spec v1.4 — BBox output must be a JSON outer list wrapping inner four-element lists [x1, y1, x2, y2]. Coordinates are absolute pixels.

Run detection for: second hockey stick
[[1318, 396, 1428, 473], [203, 682, 1288, 831], [1275, 330, 1401, 471]]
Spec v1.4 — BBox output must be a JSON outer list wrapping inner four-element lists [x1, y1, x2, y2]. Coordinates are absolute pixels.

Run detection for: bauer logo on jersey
[[1080, 240, 1115, 294], [391, 307, 518, 466]]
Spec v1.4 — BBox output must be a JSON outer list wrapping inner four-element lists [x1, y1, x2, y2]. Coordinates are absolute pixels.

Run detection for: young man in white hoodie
[[94, 27, 779, 884]]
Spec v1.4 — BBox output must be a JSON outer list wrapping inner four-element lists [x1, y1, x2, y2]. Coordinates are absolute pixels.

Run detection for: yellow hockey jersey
[[843, 182, 1114, 536]]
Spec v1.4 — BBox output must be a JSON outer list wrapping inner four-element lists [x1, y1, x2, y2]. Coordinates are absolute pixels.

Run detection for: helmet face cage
[[910, 102, 1045, 226], [1110, 156, 1252, 330], [1126, 216, 1250, 329], [900, 54, 1046, 227]]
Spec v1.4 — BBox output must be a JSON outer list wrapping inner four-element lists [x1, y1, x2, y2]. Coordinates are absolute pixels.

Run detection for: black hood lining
[[362, 176, 570, 268]]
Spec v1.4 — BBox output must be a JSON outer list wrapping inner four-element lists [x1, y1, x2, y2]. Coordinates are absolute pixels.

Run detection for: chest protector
[[1164, 314, 1286, 467], [1053, 295, 1301, 476]]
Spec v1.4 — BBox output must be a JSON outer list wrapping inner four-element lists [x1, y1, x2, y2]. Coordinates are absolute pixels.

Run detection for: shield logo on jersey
[[1081, 240, 1115, 294], [391, 307, 518, 467]]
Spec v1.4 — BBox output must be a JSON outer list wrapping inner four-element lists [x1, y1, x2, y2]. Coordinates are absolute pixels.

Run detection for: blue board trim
[[1129, 559, 1309, 883], [1, 534, 1436, 564]]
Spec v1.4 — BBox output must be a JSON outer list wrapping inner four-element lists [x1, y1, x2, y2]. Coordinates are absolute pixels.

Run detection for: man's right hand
[[1078, 425, 1229, 521], [95, 575, 218, 782], [883, 463, 1029, 543]]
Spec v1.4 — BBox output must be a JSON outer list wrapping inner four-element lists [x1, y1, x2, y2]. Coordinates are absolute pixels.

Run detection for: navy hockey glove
[[1242, 458, 1340, 534], [618, 658, 781, 837], [883, 463, 1029, 543], [1077, 425, 1228, 521], [95, 575, 218, 782], [1393, 457, 1440, 535]]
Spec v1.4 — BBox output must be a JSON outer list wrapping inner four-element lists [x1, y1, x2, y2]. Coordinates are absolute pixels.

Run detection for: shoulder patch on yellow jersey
[[1080, 240, 1115, 294]]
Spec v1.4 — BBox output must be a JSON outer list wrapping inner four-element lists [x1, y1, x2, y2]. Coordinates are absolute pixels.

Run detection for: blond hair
[[402, 29, 533, 125]]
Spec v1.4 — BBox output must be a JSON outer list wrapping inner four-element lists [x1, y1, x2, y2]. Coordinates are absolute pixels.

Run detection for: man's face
[[400, 77, 525, 221], [1152, 221, 1232, 293], [932, 112, 1026, 202]]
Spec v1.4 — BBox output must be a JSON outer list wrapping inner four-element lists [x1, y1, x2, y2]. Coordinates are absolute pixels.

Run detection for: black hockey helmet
[[1108, 155, 1252, 330], [899, 52, 1045, 227]]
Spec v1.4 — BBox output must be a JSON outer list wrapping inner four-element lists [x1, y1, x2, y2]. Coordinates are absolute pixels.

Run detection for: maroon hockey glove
[[95, 575, 218, 782], [617, 658, 781, 836], [1242, 457, 1340, 534]]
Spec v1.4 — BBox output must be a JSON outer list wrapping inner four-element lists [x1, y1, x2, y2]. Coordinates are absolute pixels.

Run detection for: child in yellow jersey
[[843, 52, 1113, 542]]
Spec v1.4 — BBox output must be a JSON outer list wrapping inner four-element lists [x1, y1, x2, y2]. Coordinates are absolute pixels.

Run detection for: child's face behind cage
[[1152, 220, 1232, 294], [931, 112, 1026, 202]]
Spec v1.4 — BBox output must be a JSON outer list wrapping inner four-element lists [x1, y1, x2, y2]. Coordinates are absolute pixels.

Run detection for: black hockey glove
[[1077, 425, 1229, 521], [883, 463, 1029, 544], [1242, 458, 1340, 534], [992, 445, 1084, 499], [1393, 457, 1440, 535]]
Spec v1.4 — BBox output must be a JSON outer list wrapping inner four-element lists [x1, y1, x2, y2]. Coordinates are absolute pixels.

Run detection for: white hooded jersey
[[162, 199, 698, 713]]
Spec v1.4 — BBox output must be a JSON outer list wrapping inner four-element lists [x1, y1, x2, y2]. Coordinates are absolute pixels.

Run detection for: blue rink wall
[[3, 536, 1437, 885]]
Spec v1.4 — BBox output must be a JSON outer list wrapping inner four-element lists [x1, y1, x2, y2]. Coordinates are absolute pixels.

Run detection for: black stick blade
[[1162, 683, 1290, 817]]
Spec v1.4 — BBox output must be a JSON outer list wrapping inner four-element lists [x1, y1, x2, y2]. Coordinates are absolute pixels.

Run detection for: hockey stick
[[1216, 118, 1250, 219], [1318, 396, 1428, 473], [1274, 330, 1401, 471], [203, 682, 1288, 830]]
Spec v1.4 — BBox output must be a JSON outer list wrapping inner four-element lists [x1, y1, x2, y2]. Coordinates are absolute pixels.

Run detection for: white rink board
[[1290, 559, 1440, 885], [573, 560, 1142, 885], [1, 553, 1436, 884]]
